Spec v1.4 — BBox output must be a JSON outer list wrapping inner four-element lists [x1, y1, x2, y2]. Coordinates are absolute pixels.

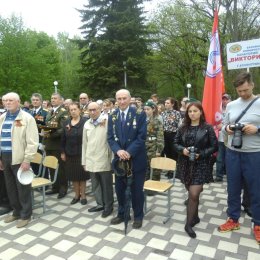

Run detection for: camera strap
[[235, 97, 259, 123]]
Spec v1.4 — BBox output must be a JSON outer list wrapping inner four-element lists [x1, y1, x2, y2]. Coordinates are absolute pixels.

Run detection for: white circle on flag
[[206, 31, 222, 78]]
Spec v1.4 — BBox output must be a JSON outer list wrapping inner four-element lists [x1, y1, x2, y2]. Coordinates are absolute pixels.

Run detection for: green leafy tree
[[57, 32, 83, 99], [78, 0, 151, 98], [0, 15, 61, 101], [147, 0, 260, 100], [147, 2, 211, 100], [175, 0, 260, 95]]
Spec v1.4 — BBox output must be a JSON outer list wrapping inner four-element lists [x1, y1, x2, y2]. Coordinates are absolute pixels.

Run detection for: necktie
[[121, 112, 125, 127], [33, 110, 36, 116]]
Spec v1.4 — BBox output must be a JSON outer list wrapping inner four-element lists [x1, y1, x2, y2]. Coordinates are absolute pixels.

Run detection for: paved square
[[0, 176, 259, 259]]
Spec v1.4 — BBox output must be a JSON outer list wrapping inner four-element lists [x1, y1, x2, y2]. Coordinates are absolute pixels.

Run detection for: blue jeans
[[226, 148, 260, 225], [216, 142, 226, 179]]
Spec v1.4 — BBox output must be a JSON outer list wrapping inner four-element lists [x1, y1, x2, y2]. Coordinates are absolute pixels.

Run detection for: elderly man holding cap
[[0, 92, 38, 228]]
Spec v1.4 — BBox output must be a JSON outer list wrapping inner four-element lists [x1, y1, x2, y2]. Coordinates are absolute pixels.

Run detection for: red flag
[[202, 10, 225, 129]]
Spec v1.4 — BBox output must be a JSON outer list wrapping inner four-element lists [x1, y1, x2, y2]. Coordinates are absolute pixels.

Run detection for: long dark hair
[[180, 102, 206, 132]]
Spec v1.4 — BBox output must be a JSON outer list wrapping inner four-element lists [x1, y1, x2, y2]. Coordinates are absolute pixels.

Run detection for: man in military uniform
[[79, 93, 90, 118], [29, 93, 48, 140], [29, 93, 48, 176], [43, 93, 68, 199]]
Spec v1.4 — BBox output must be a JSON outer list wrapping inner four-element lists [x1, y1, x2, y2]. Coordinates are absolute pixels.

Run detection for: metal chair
[[31, 152, 44, 177], [144, 157, 176, 224], [31, 156, 59, 213]]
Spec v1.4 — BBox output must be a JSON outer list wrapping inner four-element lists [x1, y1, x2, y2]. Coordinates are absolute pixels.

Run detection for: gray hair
[[4, 92, 20, 101], [31, 93, 43, 101]]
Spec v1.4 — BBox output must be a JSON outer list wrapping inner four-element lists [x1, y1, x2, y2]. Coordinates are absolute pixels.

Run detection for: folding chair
[[144, 157, 176, 224], [31, 152, 43, 177], [31, 156, 59, 213]]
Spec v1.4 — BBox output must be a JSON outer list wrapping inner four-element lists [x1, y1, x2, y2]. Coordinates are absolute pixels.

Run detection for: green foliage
[[146, 0, 260, 101], [147, 2, 211, 100], [0, 15, 61, 101], [77, 0, 152, 98], [57, 32, 83, 99]]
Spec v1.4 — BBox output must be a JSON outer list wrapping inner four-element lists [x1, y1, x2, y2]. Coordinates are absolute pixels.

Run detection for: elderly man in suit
[[108, 89, 147, 229]]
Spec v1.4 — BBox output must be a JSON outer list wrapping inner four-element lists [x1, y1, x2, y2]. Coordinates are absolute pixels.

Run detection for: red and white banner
[[202, 10, 225, 129]]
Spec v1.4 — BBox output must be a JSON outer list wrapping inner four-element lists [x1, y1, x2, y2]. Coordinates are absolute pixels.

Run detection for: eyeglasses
[[80, 97, 87, 99], [88, 109, 97, 112]]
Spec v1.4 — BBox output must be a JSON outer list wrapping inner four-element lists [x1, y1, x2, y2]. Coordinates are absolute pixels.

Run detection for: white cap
[[17, 168, 34, 185]]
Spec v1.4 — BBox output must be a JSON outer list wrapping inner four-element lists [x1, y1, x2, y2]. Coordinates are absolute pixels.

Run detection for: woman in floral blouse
[[161, 97, 182, 178]]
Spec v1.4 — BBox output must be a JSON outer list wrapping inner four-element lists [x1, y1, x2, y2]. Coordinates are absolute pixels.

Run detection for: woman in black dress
[[173, 102, 218, 238], [61, 102, 89, 205]]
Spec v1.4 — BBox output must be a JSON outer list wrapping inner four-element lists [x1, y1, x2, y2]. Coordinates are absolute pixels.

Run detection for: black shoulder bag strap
[[235, 97, 259, 123]]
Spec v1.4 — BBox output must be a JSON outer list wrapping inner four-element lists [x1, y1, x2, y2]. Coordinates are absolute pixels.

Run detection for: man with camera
[[218, 72, 260, 244]]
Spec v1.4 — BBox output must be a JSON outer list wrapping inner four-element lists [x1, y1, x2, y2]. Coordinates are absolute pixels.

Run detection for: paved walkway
[[0, 177, 259, 260]]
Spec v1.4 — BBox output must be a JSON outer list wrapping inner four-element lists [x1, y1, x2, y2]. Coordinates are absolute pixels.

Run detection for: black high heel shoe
[[185, 224, 196, 238]]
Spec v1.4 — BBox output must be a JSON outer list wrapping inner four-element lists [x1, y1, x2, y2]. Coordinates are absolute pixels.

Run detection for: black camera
[[229, 123, 245, 149], [188, 146, 197, 161]]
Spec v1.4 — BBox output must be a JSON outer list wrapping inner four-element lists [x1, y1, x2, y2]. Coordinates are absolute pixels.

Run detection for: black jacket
[[173, 123, 218, 159], [61, 117, 87, 156]]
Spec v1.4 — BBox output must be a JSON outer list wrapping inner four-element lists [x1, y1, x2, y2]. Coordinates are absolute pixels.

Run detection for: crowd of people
[[0, 71, 259, 244]]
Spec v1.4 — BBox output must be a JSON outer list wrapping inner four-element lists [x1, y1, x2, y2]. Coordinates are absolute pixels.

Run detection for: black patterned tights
[[186, 184, 203, 225]]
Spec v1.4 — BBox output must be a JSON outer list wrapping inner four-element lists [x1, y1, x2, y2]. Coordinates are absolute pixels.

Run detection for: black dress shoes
[[102, 209, 113, 218], [185, 224, 196, 238], [132, 220, 143, 229], [70, 198, 80, 205], [57, 192, 67, 199], [110, 216, 124, 225], [46, 190, 58, 195], [88, 206, 104, 213]]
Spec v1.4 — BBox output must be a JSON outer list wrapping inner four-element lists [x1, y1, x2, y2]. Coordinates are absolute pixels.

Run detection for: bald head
[[115, 89, 131, 111], [79, 93, 89, 105], [116, 89, 131, 98]]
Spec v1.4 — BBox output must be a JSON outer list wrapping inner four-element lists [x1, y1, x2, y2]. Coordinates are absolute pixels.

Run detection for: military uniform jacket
[[29, 107, 48, 126], [80, 105, 89, 119], [107, 107, 147, 173], [146, 116, 164, 158], [43, 106, 68, 150]]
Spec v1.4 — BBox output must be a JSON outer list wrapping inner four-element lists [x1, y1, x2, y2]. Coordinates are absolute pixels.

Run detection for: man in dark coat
[[108, 89, 147, 229]]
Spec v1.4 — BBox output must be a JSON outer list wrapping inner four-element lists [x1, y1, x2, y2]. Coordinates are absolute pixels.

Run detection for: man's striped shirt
[[0, 110, 19, 153]]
